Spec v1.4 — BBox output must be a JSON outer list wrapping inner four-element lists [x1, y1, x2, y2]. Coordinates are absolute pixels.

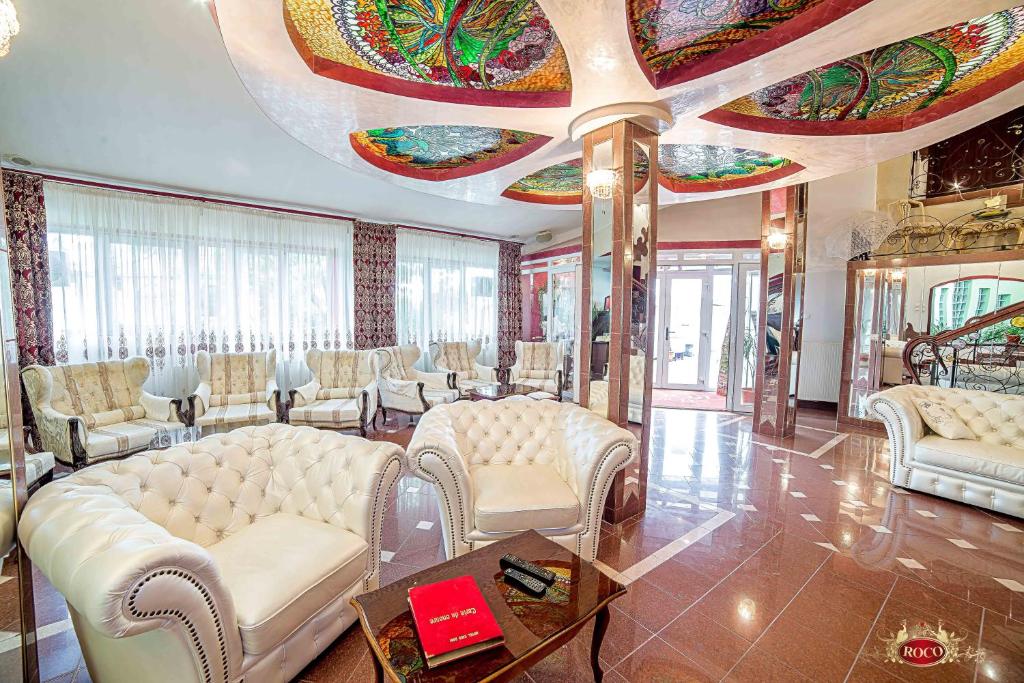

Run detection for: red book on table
[[407, 575, 504, 668]]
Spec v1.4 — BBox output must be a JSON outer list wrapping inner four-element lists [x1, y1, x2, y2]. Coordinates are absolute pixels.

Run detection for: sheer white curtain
[[395, 229, 499, 367], [44, 182, 354, 397]]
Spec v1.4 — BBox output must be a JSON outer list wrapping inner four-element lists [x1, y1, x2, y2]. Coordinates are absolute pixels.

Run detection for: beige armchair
[[589, 354, 646, 423], [21, 358, 183, 470], [189, 351, 280, 431], [288, 348, 377, 436], [406, 399, 636, 562], [18, 423, 404, 683], [429, 339, 498, 397], [509, 340, 564, 399], [372, 345, 459, 426]]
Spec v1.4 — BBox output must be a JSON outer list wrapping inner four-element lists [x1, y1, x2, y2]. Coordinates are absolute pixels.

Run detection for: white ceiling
[[1, 0, 1022, 240]]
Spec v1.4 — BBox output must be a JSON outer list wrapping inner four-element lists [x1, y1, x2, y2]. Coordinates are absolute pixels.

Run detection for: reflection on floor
[[25, 409, 1024, 682], [652, 389, 727, 411]]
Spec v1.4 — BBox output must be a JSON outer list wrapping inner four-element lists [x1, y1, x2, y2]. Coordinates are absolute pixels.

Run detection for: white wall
[[657, 192, 762, 242]]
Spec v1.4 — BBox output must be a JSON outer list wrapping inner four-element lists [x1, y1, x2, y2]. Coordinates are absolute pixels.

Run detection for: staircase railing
[[903, 300, 1024, 392]]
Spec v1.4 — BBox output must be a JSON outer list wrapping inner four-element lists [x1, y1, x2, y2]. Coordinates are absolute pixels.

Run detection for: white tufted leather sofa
[[22, 358, 184, 469], [18, 423, 404, 683], [429, 339, 498, 397], [868, 385, 1024, 518], [288, 348, 377, 436], [190, 351, 281, 431], [509, 341, 563, 398], [406, 399, 636, 562], [371, 345, 459, 425]]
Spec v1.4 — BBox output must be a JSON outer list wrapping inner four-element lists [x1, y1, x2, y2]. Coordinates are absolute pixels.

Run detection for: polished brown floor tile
[[722, 646, 811, 682], [658, 610, 751, 679], [612, 636, 716, 682]]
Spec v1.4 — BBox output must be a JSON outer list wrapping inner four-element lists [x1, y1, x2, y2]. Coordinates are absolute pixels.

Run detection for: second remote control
[[503, 568, 547, 596], [500, 554, 556, 586]]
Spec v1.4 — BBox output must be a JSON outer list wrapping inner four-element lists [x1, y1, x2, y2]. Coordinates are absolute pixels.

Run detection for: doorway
[[652, 252, 760, 412]]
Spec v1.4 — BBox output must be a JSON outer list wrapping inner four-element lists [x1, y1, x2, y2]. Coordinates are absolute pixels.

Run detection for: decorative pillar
[[579, 120, 659, 524], [753, 184, 808, 437]]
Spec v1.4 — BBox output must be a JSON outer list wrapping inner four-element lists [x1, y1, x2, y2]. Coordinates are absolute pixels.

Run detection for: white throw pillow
[[913, 399, 974, 440]]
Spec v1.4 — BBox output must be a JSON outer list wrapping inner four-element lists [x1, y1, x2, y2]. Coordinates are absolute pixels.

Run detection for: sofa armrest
[[406, 408, 475, 558], [867, 388, 925, 487], [32, 406, 87, 467], [474, 363, 497, 382], [378, 377, 429, 413], [141, 391, 182, 424], [18, 484, 244, 680], [266, 378, 281, 415], [290, 379, 319, 409], [190, 382, 213, 419], [410, 369, 454, 390], [359, 381, 378, 428]]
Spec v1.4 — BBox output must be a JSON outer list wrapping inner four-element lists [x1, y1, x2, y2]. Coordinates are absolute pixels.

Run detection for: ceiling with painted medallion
[[2, 1, 1023, 237]]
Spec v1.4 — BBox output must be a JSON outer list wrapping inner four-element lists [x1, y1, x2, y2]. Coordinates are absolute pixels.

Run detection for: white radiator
[[798, 341, 843, 402]]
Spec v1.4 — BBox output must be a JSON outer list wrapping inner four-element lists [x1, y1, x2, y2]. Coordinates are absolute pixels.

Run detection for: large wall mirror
[[841, 251, 1024, 424]]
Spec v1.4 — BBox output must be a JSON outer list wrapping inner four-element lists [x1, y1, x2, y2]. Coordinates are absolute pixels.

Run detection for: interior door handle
[[665, 327, 670, 341]]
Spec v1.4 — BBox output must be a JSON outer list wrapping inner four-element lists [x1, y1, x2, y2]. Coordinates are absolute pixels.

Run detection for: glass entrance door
[[656, 273, 711, 389], [729, 263, 760, 412]]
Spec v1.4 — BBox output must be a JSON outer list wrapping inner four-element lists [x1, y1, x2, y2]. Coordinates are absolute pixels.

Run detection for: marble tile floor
[[24, 408, 1024, 683]]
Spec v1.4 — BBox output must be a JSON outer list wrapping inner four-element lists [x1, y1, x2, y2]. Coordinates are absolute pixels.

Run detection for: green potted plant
[[1006, 316, 1024, 345]]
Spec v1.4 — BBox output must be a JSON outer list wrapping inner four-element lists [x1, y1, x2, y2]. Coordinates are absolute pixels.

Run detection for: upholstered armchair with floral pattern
[[188, 351, 280, 432], [288, 349, 377, 436], [371, 345, 459, 425], [21, 358, 184, 470], [509, 341, 564, 399], [429, 339, 498, 397]]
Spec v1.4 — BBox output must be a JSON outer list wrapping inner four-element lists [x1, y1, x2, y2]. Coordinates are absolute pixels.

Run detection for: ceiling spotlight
[[0, 0, 19, 58], [586, 169, 616, 200]]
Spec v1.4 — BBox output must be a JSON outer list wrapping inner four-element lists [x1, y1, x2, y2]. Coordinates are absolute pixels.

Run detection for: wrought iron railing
[[902, 301, 1024, 393]]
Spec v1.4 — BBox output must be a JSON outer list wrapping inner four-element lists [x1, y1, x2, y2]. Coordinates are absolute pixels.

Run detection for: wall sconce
[[0, 0, 19, 57], [766, 230, 788, 250], [890, 269, 905, 282], [586, 169, 616, 199]]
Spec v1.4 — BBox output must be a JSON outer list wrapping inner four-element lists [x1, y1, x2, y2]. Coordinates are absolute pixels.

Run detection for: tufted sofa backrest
[[437, 399, 567, 469], [197, 351, 274, 406], [306, 349, 374, 399], [517, 341, 561, 379], [896, 385, 1024, 448], [41, 424, 398, 547], [23, 358, 150, 428], [430, 340, 481, 377]]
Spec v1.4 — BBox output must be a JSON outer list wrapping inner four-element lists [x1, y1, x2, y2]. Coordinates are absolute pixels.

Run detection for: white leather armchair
[[406, 400, 636, 562], [372, 345, 459, 426], [429, 339, 498, 397], [189, 350, 281, 431], [21, 358, 184, 469], [588, 354, 646, 423], [288, 348, 377, 436], [18, 423, 404, 683], [868, 385, 1024, 518], [509, 341, 563, 399]]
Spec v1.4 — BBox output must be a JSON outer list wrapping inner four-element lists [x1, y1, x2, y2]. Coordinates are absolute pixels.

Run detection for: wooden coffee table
[[351, 530, 626, 682], [468, 383, 539, 401]]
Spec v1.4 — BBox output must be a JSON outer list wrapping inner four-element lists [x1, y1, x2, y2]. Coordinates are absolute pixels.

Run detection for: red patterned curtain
[[352, 220, 397, 349], [497, 241, 523, 367], [2, 170, 54, 367]]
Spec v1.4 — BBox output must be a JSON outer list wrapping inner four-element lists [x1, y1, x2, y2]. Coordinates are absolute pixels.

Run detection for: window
[[975, 287, 991, 316], [951, 280, 970, 327], [395, 229, 499, 366], [930, 277, 1024, 334], [998, 293, 1012, 309], [45, 182, 354, 396]]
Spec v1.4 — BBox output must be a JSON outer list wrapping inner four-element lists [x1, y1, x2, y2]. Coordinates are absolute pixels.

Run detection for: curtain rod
[[2, 167, 523, 247]]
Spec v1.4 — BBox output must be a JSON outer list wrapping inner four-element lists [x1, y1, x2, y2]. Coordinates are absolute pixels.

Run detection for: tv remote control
[[502, 568, 547, 597], [500, 554, 556, 586]]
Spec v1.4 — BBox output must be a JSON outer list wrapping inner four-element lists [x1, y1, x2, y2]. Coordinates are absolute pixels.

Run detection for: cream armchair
[[868, 385, 1024, 518], [189, 351, 280, 431], [18, 423, 404, 683], [372, 345, 459, 426], [21, 358, 183, 470], [429, 339, 498, 397], [288, 348, 377, 436], [406, 400, 636, 562], [589, 354, 646, 423], [509, 340, 564, 399]]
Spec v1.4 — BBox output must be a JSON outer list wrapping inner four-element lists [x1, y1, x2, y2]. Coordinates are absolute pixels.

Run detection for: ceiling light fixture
[[766, 229, 788, 250], [0, 0, 19, 58], [586, 169, 616, 200]]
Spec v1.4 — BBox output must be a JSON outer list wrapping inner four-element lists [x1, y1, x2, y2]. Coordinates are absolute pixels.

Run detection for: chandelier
[[0, 0, 19, 58], [586, 169, 616, 199]]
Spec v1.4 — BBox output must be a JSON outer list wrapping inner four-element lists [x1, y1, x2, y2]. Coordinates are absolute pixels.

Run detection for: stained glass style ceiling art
[[502, 159, 584, 204], [284, 0, 572, 106], [706, 7, 1024, 134], [350, 125, 548, 180], [627, 0, 870, 88], [659, 144, 802, 193]]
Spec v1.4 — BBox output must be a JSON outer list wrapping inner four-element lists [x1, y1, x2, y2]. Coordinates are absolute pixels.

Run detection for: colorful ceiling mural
[[705, 7, 1024, 134], [283, 0, 572, 106], [350, 125, 548, 180], [659, 144, 802, 193], [502, 159, 583, 204], [627, 0, 869, 88]]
